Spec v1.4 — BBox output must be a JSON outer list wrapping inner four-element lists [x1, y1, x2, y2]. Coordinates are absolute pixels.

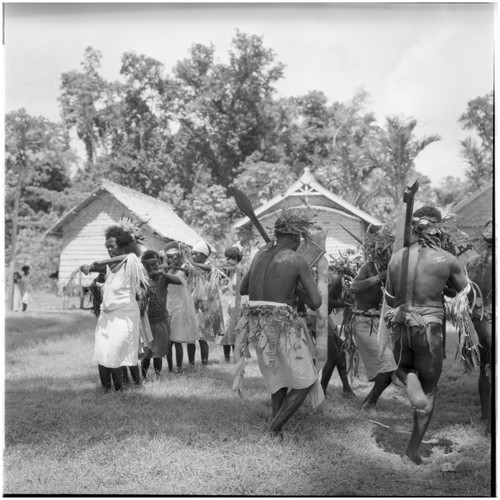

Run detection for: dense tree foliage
[[5, 109, 77, 286], [458, 92, 493, 189], [6, 33, 493, 289]]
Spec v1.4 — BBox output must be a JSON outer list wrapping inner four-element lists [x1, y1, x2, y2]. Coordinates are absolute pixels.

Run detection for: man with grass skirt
[[384, 206, 471, 464], [349, 225, 397, 413], [466, 219, 493, 433], [234, 208, 323, 437], [80, 219, 150, 392]]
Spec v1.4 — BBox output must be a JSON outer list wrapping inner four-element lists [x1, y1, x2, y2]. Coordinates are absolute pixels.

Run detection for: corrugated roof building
[[232, 167, 382, 259]]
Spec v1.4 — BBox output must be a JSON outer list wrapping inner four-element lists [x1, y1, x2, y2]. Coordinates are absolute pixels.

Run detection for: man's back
[[247, 244, 302, 305], [388, 244, 466, 308]]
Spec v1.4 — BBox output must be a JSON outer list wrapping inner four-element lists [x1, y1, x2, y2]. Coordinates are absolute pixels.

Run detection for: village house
[[232, 167, 382, 258], [44, 180, 205, 289], [452, 181, 493, 263]]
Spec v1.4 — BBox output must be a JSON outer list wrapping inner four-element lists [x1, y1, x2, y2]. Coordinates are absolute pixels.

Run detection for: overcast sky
[[3, 2, 495, 186]]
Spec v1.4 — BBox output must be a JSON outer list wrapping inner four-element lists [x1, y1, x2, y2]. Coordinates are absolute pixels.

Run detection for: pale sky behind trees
[[3, 2, 495, 186]]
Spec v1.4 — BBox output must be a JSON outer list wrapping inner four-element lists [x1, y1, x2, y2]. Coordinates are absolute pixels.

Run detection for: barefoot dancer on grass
[[80, 219, 150, 392], [384, 206, 471, 464], [140, 250, 182, 379], [163, 241, 198, 373], [233, 209, 323, 437], [349, 225, 397, 413]]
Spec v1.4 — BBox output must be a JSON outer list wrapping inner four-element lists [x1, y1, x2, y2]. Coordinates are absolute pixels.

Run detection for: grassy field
[[3, 292, 493, 496]]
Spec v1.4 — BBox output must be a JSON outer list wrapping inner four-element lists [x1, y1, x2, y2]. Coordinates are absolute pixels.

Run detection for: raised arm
[[80, 255, 127, 275], [150, 270, 182, 285], [192, 262, 212, 272]]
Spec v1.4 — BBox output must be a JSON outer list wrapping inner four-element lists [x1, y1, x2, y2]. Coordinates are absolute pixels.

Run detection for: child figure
[[140, 250, 182, 379]]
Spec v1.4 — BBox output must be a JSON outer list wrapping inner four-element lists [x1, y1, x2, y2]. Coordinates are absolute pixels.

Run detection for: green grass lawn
[[4, 295, 493, 495]]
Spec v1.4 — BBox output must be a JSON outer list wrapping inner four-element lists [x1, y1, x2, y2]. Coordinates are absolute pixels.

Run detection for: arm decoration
[[447, 282, 481, 372]]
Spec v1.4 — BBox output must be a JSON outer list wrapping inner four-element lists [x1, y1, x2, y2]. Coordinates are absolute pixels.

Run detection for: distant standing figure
[[19, 265, 34, 312], [12, 272, 23, 312]]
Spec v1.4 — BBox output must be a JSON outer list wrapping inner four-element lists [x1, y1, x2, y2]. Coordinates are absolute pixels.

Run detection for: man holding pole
[[384, 205, 470, 464], [234, 208, 323, 437]]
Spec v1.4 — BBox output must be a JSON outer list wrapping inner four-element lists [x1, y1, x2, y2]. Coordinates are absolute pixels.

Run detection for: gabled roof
[[452, 181, 493, 214], [233, 167, 381, 228], [45, 180, 205, 246]]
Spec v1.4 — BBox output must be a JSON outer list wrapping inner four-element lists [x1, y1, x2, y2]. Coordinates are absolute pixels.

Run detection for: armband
[[384, 288, 395, 300]]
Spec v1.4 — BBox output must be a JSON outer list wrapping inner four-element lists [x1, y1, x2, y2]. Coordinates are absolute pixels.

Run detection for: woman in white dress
[[80, 220, 150, 391]]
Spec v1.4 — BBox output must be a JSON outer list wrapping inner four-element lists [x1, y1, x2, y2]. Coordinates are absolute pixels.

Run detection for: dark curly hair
[[413, 206, 442, 222], [224, 246, 243, 262], [105, 225, 134, 247], [141, 250, 161, 263]]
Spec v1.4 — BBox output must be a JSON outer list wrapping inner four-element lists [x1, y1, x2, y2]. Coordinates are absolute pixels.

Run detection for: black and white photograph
[[4, 2, 494, 496]]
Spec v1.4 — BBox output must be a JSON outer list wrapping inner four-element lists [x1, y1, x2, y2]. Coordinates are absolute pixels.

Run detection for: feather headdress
[[272, 207, 319, 237]]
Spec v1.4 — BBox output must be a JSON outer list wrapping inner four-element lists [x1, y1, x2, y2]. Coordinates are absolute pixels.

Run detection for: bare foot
[[269, 428, 284, 442], [406, 372, 428, 410], [360, 403, 377, 418], [403, 451, 423, 465], [342, 390, 355, 399]]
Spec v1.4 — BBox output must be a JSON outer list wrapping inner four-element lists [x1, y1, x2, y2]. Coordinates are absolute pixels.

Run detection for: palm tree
[[368, 116, 440, 211]]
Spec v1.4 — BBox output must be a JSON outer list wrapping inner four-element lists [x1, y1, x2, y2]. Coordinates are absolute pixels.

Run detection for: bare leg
[[141, 358, 151, 379], [332, 334, 354, 396], [98, 364, 112, 392], [199, 340, 209, 364], [406, 396, 435, 465], [153, 357, 162, 376], [110, 367, 124, 391], [403, 324, 443, 464], [361, 371, 392, 410], [269, 385, 313, 435], [476, 319, 492, 432], [129, 364, 141, 385], [187, 343, 196, 366], [320, 335, 338, 394], [271, 387, 288, 418], [321, 332, 353, 396]]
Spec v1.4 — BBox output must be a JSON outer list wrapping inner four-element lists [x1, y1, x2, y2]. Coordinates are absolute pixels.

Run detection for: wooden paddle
[[229, 187, 271, 243]]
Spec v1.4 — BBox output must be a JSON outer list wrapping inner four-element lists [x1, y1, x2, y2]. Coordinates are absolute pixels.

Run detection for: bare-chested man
[[350, 228, 396, 412], [237, 210, 322, 437], [384, 206, 470, 464], [466, 220, 493, 433]]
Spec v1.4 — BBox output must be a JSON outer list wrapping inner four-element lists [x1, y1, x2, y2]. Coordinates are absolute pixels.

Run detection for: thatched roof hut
[[45, 180, 205, 287]]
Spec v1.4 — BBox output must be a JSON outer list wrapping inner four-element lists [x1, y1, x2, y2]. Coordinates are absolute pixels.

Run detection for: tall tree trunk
[[7, 165, 25, 311]]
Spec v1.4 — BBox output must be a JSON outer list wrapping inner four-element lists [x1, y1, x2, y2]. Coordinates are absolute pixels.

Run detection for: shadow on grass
[[5, 312, 97, 351]]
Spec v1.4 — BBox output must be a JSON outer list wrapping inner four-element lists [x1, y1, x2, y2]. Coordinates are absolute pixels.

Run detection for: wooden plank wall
[[58, 193, 168, 288]]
